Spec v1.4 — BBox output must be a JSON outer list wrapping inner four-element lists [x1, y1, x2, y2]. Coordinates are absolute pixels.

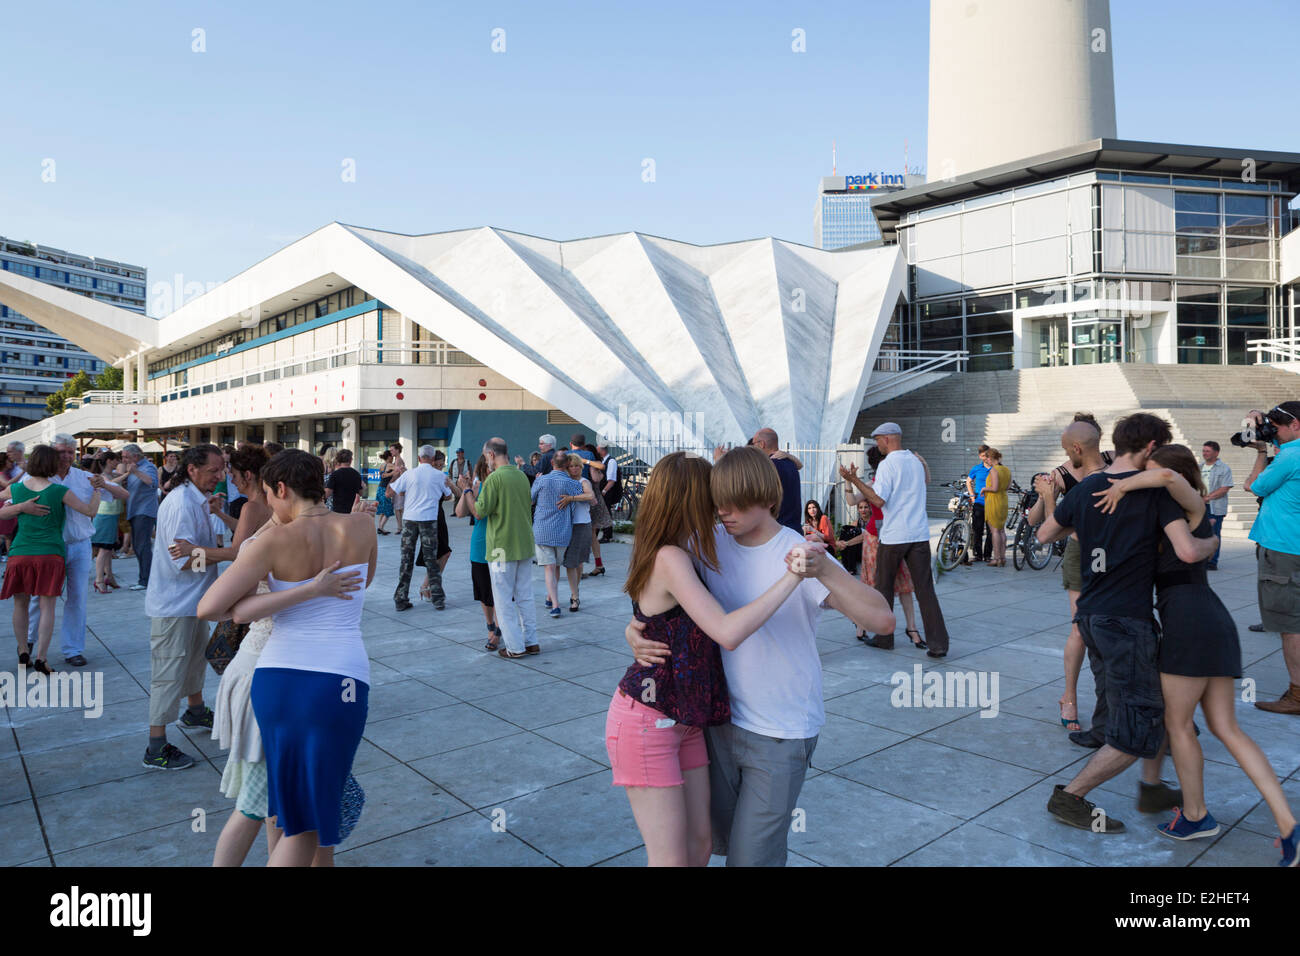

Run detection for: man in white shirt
[[388, 444, 448, 611], [843, 422, 951, 657], [624, 447, 895, 866], [143, 444, 224, 772]]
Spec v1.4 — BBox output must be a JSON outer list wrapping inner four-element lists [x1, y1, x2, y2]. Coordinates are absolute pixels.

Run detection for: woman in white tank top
[[198, 449, 376, 867]]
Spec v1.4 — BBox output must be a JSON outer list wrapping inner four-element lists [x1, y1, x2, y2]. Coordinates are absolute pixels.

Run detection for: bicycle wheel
[[1023, 523, 1053, 570], [936, 520, 969, 571], [1012, 519, 1031, 570]]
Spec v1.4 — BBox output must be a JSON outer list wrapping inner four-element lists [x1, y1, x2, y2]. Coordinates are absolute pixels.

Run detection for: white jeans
[[29, 538, 92, 658], [488, 559, 537, 654]]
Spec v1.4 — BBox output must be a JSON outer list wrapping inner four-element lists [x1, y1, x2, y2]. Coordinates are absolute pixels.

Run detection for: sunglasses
[[1267, 405, 1298, 425]]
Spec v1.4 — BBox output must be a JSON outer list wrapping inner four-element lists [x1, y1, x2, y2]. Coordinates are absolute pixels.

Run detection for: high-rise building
[[815, 173, 921, 249], [0, 236, 147, 430]]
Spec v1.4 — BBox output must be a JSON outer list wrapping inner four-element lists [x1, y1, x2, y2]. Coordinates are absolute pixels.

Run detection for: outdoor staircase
[[854, 364, 1300, 537]]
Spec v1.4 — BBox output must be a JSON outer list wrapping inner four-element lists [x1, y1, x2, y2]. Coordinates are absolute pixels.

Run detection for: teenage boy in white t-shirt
[[626, 447, 895, 866]]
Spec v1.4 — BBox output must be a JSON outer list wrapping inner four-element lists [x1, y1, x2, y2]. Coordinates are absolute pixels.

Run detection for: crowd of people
[[2, 400, 1296, 868]]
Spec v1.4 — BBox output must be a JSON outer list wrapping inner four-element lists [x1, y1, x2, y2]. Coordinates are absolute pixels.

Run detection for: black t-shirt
[[325, 466, 365, 514], [771, 457, 803, 534], [1053, 470, 1186, 620]]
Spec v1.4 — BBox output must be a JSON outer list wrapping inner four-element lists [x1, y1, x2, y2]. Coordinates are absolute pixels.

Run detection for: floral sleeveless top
[[618, 602, 729, 727]]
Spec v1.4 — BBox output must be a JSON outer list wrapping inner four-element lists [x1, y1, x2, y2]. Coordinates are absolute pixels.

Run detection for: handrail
[[1248, 335, 1300, 364], [65, 390, 150, 409], [864, 349, 969, 399]]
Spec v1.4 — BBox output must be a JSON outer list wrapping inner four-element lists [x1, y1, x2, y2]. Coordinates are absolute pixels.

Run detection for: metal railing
[[63, 390, 151, 409], [864, 348, 969, 401], [149, 340, 479, 404], [1248, 335, 1300, 364]]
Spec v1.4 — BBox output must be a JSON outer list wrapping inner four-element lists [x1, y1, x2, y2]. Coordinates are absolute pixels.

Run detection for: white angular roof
[[0, 222, 906, 450]]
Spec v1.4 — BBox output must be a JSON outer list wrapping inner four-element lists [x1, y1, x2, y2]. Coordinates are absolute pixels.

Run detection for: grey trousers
[[705, 722, 817, 867]]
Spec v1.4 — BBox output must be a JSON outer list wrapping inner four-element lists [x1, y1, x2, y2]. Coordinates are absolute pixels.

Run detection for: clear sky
[[1, 0, 1295, 315]]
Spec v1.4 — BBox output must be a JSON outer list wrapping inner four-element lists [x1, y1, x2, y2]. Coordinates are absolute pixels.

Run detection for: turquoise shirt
[[1248, 437, 1300, 556]]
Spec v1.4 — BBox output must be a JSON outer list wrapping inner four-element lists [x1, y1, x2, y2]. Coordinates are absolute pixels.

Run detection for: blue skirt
[[250, 667, 369, 847]]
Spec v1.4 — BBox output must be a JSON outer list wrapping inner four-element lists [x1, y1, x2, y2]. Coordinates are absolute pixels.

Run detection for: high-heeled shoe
[[32, 658, 53, 675], [906, 628, 927, 649], [106, 579, 121, 589], [1059, 698, 1081, 732], [94, 581, 109, 594], [17, 650, 30, 666]]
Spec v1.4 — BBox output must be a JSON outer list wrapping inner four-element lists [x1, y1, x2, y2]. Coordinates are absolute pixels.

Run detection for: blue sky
[[1, 0, 1295, 315]]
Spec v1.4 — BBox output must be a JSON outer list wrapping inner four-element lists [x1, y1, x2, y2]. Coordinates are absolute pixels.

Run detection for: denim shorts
[[1076, 614, 1165, 759]]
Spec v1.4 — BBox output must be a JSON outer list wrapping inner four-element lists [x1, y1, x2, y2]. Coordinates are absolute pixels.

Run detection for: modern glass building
[[870, 140, 1300, 371], [814, 175, 920, 250], [0, 236, 146, 429]]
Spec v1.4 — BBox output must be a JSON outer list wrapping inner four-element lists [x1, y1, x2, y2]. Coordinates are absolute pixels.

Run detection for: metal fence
[[604, 437, 871, 527]]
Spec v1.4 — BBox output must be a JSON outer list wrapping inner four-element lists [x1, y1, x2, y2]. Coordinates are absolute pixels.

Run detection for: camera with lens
[[1230, 417, 1278, 448]]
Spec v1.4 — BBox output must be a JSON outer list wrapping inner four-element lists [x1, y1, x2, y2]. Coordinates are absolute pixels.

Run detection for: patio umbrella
[[84, 438, 114, 448], [137, 440, 167, 454]]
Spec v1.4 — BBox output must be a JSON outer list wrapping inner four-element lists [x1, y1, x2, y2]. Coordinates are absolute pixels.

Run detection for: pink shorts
[[605, 691, 708, 788]]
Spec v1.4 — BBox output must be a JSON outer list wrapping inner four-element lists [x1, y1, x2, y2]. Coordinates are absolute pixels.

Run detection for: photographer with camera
[[1240, 402, 1300, 716]]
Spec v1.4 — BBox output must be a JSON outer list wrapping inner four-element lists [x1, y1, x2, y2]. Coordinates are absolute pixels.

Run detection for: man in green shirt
[[476, 437, 538, 659]]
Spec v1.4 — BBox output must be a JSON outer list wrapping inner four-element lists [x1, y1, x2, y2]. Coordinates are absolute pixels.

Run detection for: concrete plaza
[[2, 518, 1295, 867]]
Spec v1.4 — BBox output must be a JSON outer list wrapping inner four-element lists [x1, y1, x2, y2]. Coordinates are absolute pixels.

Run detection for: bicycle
[[1011, 473, 1058, 571], [936, 478, 974, 571]]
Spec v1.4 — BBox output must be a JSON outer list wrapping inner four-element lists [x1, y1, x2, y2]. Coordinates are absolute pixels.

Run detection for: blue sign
[[845, 173, 906, 189]]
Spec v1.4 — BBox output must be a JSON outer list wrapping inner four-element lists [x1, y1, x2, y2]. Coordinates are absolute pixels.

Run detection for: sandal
[[17, 650, 30, 666], [32, 658, 53, 675], [419, 583, 432, 603], [907, 628, 927, 649], [1059, 698, 1081, 732], [485, 635, 501, 652], [570, 597, 580, 613], [855, 629, 867, 642]]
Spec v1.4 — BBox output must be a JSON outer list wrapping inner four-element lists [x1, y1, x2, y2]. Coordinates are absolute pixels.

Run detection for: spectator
[[142, 443, 225, 771], [448, 447, 471, 484], [845, 422, 949, 657], [1243, 402, 1300, 715], [387, 445, 447, 612], [802, 500, 833, 544], [325, 449, 366, 515], [117, 443, 159, 591], [596, 443, 621, 543], [476, 437, 539, 658], [158, 450, 180, 502], [1200, 440, 1233, 570], [981, 448, 1011, 567], [531, 449, 582, 618], [0, 444, 102, 674], [965, 444, 993, 564]]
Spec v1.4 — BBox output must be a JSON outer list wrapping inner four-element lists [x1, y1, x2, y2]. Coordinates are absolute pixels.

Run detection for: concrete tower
[[927, 0, 1117, 181]]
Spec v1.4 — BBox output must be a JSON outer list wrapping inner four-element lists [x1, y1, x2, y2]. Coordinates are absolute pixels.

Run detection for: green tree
[[93, 365, 123, 390], [44, 369, 93, 416]]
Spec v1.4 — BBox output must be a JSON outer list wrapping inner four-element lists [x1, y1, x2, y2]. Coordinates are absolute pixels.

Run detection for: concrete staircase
[[854, 364, 1300, 537]]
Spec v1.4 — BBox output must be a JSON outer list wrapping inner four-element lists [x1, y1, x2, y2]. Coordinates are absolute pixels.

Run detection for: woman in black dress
[[1095, 444, 1297, 864]]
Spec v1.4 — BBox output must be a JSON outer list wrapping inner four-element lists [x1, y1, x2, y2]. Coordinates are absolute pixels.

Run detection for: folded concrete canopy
[[0, 222, 906, 461]]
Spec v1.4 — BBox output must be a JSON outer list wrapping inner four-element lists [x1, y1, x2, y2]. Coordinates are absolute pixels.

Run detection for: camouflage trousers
[[395, 520, 445, 606]]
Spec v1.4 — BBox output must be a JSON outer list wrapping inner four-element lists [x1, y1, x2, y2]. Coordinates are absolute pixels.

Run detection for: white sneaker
[[129, 584, 147, 591]]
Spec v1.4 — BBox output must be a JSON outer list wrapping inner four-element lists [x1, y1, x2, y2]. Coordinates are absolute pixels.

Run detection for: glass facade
[[816, 194, 883, 250], [897, 167, 1292, 369]]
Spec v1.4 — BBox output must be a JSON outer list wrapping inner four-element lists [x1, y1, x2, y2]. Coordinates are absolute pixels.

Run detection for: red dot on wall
[[478, 379, 487, 387], [396, 392, 404, 401], [395, 378, 404, 387], [478, 392, 486, 401]]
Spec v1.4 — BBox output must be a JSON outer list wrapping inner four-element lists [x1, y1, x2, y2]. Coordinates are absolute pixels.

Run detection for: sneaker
[[1157, 808, 1220, 841], [544, 598, 553, 609], [1278, 827, 1298, 867], [129, 584, 147, 591], [142, 743, 194, 771], [549, 607, 562, 619], [395, 599, 414, 612], [1138, 780, 1183, 814], [1047, 784, 1125, 832], [1068, 730, 1104, 749], [179, 706, 214, 730]]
